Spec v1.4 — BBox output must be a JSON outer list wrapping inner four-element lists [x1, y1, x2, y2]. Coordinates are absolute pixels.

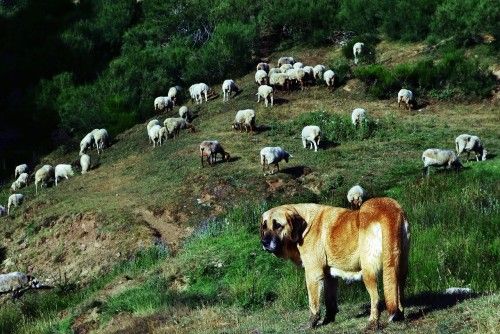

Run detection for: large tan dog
[[260, 197, 409, 328]]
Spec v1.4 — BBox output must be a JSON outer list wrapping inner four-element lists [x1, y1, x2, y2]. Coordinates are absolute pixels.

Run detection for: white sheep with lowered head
[[189, 83, 210, 104], [92, 128, 110, 154], [268, 68, 282, 76], [0, 272, 43, 298], [256, 85, 274, 107], [199, 140, 231, 167], [293, 62, 304, 69], [351, 108, 367, 126], [323, 70, 335, 88], [167, 86, 181, 104], [353, 42, 364, 64], [148, 125, 167, 147], [233, 109, 256, 132], [313, 64, 326, 80], [455, 134, 487, 162], [154, 96, 174, 112], [302, 66, 314, 82], [80, 154, 91, 174], [164, 117, 195, 138], [256, 62, 270, 73], [397, 89, 413, 111], [301, 126, 321, 152], [277, 56, 295, 67], [14, 164, 28, 178], [11, 173, 29, 191], [255, 70, 268, 85], [280, 63, 293, 72], [79, 132, 95, 156], [7, 194, 24, 215], [269, 72, 290, 91], [286, 68, 306, 90], [35, 164, 54, 194], [422, 148, 462, 176], [178, 106, 193, 121], [55, 164, 74, 186], [260, 147, 292, 175], [347, 185, 366, 208], [222, 79, 239, 102], [147, 119, 160, 132]]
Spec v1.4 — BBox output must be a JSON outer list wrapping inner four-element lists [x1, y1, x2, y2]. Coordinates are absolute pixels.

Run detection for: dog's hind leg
[[361, 267, 380, 329], [321, 273, 338, 325]]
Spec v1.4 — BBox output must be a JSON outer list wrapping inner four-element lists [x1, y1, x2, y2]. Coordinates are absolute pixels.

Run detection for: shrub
[[327, 58, 351, 86]]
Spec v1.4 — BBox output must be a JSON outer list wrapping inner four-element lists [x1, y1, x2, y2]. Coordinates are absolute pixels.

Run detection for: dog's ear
[[285, 210, 306, 243]]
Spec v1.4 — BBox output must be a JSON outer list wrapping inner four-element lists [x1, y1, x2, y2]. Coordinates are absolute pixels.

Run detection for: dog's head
[[260, 206, 306, 257]]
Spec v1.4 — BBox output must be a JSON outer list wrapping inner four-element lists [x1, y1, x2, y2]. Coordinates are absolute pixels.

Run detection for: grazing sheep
[[189, 83, 210, 104], [35, 165, 54, 194], [0, 205, 6, 217], [286, 68, 306, 90], [14, 164, 28, 178], [313, 64, 326, 80], [179, 106, 193, 121], [280, 63, 293, 72], [398, 89, 413, 111], [347, 185, 366, 208], [164, 117, 195, 138], [293, 62, 304, 69], [0, 272, 42, 298], [255, 70, 269, 85], [154, 96, 174, 112], [199, 140, 230, 167], [455, 134, 487, 162], [301, 126, 321, 152], [302, 66, 314, 83], [323, 70, 335, 89], [10, 173, 29, 191], [147, 119, 160, 132], [269, 72, 290, 91], [351, 108, 367, 126], [55, 164, 74, 186], [80, 154, 91, 174], [79, 132, 95, 156], [233, 109, 256, 132], [269, 68, 282, 75], [256, 62, 270, 73], [147, 125, 167, 147], [353, 42, 364, 64], [277, 56, 295, 67], [422, 148, 462, 176], [222, 79, 239, 102], [260, 147, 291, 175], [93, 129, 110, 154], [7, 194, 24, 215], [256, 85, 274, 107], [168, 86, 181, 104]]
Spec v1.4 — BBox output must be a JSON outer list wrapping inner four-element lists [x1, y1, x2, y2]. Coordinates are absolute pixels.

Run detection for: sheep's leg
[[204, 91, 208, 102], [313, 141, 318, 152], [270, 95, 274, 107], [302, 138, 307, 149], [55, 177, 58, 186], [257, 94, 261, 103]]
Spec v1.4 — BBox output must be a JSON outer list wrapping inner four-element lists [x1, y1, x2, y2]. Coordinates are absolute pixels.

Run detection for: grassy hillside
[[0, 42, 499, 333]]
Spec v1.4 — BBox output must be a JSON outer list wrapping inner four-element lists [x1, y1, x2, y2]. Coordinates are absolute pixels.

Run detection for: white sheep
[[277, 56, 295, 67], [269, 72, 290, 91], [293, 62, 304, 69], [353, 42, 364, 65], [55, 164, 74, 186], [255, 70, 269, 85], [93, 128, 110, 154], [301, 126, 321, 152], [189, 83, 210, 104], [256, 62, 270, 73], [422, 148, 462, 176], [351, 108, 367, 126], [233, 109, 256, 132], [154, 96, 174, 112], [199, 140, 230, 167], [0, 272, 42, 298], [256, 85, 274, 107], [323, 70, 335, 89], [80, 154, 91, 174], [286, 68, 306, 90], [313, 65, 326, 80], [0, 205, 6, 217], [164, 117, 195, 138], [455, 134, 487, 161], [147, 119, 160, 132], [79, 132, 95, 156], [179, 106, 193, 121], [398, 89, 413, 111], [11, 173, 29, 191], [260, 147, 292, 175], [222, 79, 239, 102], [280, 63, 293, 72], [347, 185, 366, 208], [14, 164, 28, 178], [302, 66, 314, 82], [268, 68, 282, 76], [167, 86, 181, 104], [7, 194, 24, 215], [148, 125, 167, 147], [35, 164, 54, 194]]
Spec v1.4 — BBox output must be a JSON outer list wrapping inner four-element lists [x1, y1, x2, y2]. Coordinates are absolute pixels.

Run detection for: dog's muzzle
[[261, 234, 281, 253]]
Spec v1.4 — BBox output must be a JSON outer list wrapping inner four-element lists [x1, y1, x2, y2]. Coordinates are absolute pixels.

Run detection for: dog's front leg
[[305, 269, 324, 328]]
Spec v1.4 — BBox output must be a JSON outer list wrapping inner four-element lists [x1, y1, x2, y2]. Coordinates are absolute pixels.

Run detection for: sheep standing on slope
[[256, 62, 270, 73], [293, 62, 304, 69], [455, 134, 487, 162], [301, 126, 321, 152], [7, 194, 24, 215], [199, 140, 231, 167], [353, 42, 364, 65], [286, 68, 306, 90], [313, 65, 326, 80], [280, 64, 293, 72], [80, 154, 91, 174], [54, 164, 74, 186], [80, 132, 95, 156], [347, 185, 366, 208], [302, 66, 314, 84], [351, 108, 367, 127], [93, 129, 110, 154], [179, 106, 193, 121], [11, 173, 29, 191], [256, 85, 274, 107], [323, 70, 335, 89], [260, 147, 291, 175], [189, 83, 210, 104], [168, 86, 181, 104], [0, 272, 42, 298], [233, 109, 256, 132], [164, 118, 195, 138], [277, 56, 295, 67], [398, 89, 413, 111], [222, 79, 239, 102], [269, 73, 290, 91], [154, 96, 174, 112], [255, 70, 268, 85], [14, 164, 28, 178], [422, 148, 462, 176], [148, 125, 167, 147], [35, 165, 54, 194]]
